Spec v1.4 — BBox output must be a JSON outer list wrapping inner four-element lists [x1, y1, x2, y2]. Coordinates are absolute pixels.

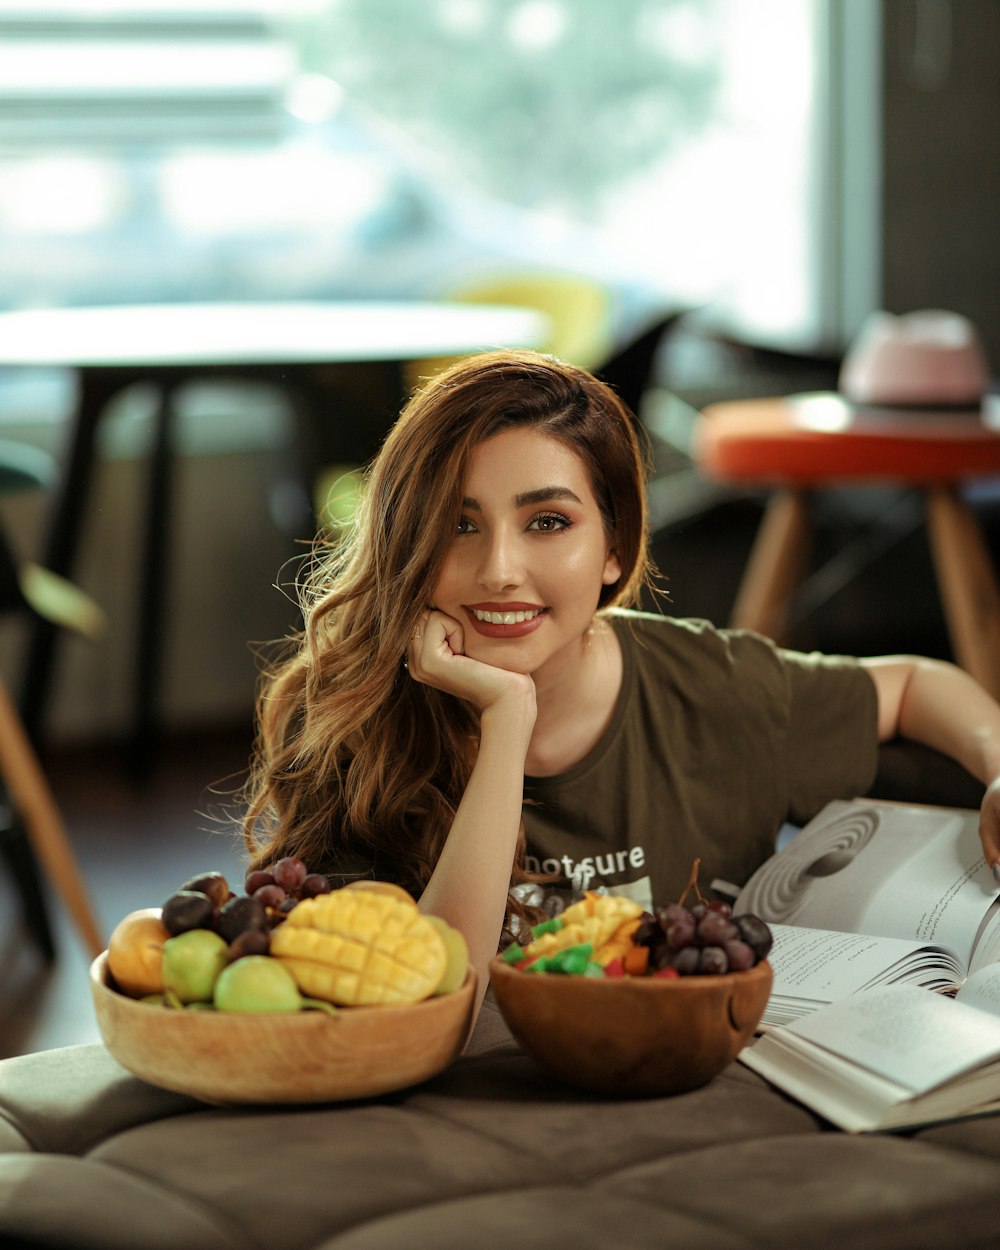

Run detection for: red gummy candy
[[652, 967, 680, 979], [602, 958, 625, 978]]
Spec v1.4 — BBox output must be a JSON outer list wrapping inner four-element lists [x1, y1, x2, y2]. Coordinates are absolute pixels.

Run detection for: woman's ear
[[602, 549, 622, 586]]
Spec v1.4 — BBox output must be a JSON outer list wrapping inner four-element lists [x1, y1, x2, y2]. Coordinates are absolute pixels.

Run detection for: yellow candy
[[522, 893, 644, 963], [270, 889, 447, 1006], [593, 916, 644, 964], [558, 893, 643, 929]]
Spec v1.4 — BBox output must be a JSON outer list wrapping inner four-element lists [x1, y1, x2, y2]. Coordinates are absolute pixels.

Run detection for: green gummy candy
[[502, 944, 527, 964], [530, 917, 564, 939], [548, 943, 594, 975]]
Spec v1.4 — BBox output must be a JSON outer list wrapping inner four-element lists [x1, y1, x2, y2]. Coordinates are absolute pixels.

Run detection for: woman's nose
[[477, 529, 523, 590]]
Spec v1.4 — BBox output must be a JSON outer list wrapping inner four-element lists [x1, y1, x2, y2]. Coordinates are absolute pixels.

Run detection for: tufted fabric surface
[[2, 991, 1000, 1250]]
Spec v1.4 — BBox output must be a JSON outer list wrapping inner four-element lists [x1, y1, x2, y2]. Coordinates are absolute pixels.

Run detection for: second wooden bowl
[[489, 957, 771, 1097]]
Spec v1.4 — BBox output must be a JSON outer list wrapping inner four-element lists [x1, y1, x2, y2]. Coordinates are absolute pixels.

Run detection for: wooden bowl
[[90, 951, 475, 1105], [489, 957, 771, 1097]]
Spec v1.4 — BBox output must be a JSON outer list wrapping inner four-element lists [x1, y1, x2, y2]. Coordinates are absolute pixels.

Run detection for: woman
[[243, 349, 1000, 1019]]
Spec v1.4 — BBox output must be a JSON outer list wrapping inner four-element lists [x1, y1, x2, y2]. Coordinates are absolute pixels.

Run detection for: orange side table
[[693, 393, 1000, 698]]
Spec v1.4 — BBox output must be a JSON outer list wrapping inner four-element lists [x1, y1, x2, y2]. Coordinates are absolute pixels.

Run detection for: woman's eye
[[528, 512, 571, 533], [456, 515, 478, 535]]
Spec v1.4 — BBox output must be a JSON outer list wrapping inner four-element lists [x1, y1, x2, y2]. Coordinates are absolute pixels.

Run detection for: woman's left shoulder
[[603, 611, 840, 707], [603, 607, 716, 641], [603, 608, 769, 664]]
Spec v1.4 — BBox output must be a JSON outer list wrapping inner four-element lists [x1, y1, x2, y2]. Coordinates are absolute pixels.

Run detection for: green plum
[[213, 955, 303, 1013], [162, 928, 229, 1004], [425, 915, 470, 995]]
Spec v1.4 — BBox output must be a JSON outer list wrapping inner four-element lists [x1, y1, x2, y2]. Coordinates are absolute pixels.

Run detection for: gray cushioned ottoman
[[3, 993, 1000, 1250]]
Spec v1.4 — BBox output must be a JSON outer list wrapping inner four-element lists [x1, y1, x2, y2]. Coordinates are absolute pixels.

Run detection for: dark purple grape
[[690, 902, 707, 922], [300, 873, 332, 898], [706, 899, 733, 918], [245, 869, 275, 894], [178, 871, 230, 909], [666, 915, 696, 950], [272, 856, 307, 893], [216, 894, 268, 942], [225, 929, 270, 962], [725, 939, 755, 971], [656, 902, 688, 932], [735, 914, 773, 961], [697, 912, 738, 946], [253, 883, 287, 910], [161, 890, 215, 936], [669, 946, 701, 976], [277, 896, 299, 915], [698, 946, 729, 975]]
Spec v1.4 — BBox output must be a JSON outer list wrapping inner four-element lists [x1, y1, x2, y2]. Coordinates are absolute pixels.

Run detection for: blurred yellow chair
[[403, 270, 615, 394]]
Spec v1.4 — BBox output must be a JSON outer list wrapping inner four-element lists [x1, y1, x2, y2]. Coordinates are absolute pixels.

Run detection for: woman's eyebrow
[[516, 486, 583, 507], [461, 486, 583, 510]]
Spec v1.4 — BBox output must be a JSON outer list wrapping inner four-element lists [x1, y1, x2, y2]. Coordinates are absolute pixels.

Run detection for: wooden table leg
[[0, 677, 104, 958], [729, 490, 812, 643], [926, 487, 1000, 701]]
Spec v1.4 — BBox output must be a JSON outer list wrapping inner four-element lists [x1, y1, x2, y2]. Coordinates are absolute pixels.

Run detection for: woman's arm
[[406, 611, 537, 1027], [860, 655, 1000, 874]]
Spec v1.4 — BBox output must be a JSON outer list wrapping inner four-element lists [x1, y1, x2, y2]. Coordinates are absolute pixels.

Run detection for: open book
[[732, 797, 1000, 1131], [732, 798, 1000, 1027], [740, 974, 1000, 1132]]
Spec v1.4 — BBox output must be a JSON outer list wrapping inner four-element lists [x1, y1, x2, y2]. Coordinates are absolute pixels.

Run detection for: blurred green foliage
[[284, 0, 722, 218]]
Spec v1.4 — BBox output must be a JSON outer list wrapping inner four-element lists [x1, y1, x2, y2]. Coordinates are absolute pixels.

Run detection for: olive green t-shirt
[[520, 610, 879, 912]]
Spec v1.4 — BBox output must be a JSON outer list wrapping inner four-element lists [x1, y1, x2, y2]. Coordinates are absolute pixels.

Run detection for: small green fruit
[[213, 955, 303, 1013], [162, 928, 228, 1004], [425, 915, 469, 995]]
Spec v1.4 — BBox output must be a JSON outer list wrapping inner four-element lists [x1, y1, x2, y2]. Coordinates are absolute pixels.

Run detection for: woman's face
[[430, 426, 621, 676]]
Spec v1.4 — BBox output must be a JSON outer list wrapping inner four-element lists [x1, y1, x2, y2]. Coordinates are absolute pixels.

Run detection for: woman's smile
[[465, 603, 548, 637]]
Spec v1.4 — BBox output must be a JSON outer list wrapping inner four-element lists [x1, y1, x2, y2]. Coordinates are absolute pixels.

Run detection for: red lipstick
[[464, 603, 547, 639]]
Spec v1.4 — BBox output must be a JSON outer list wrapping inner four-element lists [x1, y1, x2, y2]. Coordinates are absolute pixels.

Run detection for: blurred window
[[287, 0, 833, 346], [0, 0, 869, 351]]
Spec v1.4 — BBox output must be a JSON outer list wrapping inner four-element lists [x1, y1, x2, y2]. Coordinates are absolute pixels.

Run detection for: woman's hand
[[406, 609, 535, 719], [980, 777, 1000, 880]]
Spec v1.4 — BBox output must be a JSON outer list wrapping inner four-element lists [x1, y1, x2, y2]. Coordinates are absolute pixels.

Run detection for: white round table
[[0, 301, 547, 368]]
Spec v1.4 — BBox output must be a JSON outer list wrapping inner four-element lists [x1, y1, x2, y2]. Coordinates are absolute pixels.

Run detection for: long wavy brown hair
[[242, 349, 657, 918]]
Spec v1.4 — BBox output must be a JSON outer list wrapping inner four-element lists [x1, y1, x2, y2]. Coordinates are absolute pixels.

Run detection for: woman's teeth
[[473, 608, 542, 625]]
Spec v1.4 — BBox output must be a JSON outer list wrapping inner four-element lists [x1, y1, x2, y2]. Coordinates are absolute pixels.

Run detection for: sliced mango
[[270, 890, 446, 1006]]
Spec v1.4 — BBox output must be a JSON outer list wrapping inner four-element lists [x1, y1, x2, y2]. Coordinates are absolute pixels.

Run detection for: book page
[[736, 800, 1000, 972], [956, 963, 1000, 1018], [786, 984, 1000, 1093], [768, 923, 964, 999]]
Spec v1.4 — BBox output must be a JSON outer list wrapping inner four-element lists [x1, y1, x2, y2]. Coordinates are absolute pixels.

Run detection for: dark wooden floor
[[0, 723, 256, 1060]]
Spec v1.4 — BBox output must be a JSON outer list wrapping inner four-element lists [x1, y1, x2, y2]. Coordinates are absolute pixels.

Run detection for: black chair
[[596, 309, 686, 417]]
